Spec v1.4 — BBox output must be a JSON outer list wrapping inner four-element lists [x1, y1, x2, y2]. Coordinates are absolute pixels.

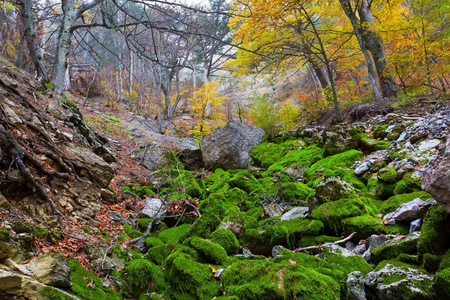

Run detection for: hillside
[[1, 58, 450, 299]]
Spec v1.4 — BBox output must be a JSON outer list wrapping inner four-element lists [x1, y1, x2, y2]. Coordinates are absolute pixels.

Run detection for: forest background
[[0, 0, 448, 137]]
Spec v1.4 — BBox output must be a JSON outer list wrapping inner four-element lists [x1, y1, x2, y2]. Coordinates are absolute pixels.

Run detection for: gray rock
[[395, 159, 416, 178], [132, 144, 173, 171], [314, 177, 356, 204], [354, 160, 372, 176], [366, 234, 387, 249], [322, 123, 360, 155], [262, 203, 283, 218], [329, 244, 356, 257], [109, 211, 128, 225], [409, 218, 422, 233], [3, 105, 23, 125], [66, 144, 113, 188], [27, 253, 71, 287], [200, 119, 264, 169], [0, 270, 22, 293], [219, 215, 245, 236], [365, 263, 434, 300], [418, 139, 440, 151], [418, 198, 437, 218], [280, 207, 309, 221], [141, 197, 165, 219], [352, 243, 367, 255], [391, 198, 425, 221], [47, 100, 72, 121], [348, 271, 366, 300], [422, 135, 450, 213]]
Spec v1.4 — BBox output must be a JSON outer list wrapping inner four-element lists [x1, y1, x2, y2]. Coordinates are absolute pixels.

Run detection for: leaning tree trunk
[[53, 0, 78, 94], [308, 57, 332, 102], [19, 0, 49, 83], [339, 0, 382, 102], [358, 0, 398, 98]]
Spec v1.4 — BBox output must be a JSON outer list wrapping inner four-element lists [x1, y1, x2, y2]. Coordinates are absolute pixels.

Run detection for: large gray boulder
[[422, 135, 450, 213], [27, 253, 71, 287], [347, 271, 366, 300], [200, 119, 264, 169], [132, 144, 173, 171]]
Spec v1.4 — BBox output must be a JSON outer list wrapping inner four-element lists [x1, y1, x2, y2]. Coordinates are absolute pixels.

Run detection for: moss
[[375, 181, 396, 199], [179, 214, 221, 243], [245, 207, 264, 220], [359, 134, 391, 154], [279, 182, 315, 204], [370, 234, 420, 264], [40, 286, 70, 300], [274, 218, 324, 243], [422, 253, 442, 273], [301, 235, 341, 248], [373, 124, 389, 139], [343, 214, 409, 240], [378, 167, 398, 183], [183, 236, 229, 265], [267, 163, 285, 174], [0, 227, 10, 241], [382, 273, 408, 285], [137, 218, 153, 232], [374, 259, 419, 272], [434, 268, 450, 299], [157, 223, 190, 245], [224, 188, 247, 204], [394, 173, 421, 194], [204, 169, 231, 192], [199, 193, 240, 220], [125, 259, 163, 295], [211, 229, 239, 255], [243, 225, 290, 256], [311, 198, 365, 234], [396, 253, 420, 265], [147, 244, 177, 265], [379, 191, 432, 215], [69, 259, 120, 300], [144, 236, 164, 249], [250, 141, 289, 168], [228, 170, 264, 194], [165, 248, 220, 299], [31, 226, 50, 240], [123, 224, 143, 239], [324, 252, 372, 276], [439, 249, 450, 271], [259, 216, 281, 226], [417, 205, 450, 256], [279, 144, 323, 168]]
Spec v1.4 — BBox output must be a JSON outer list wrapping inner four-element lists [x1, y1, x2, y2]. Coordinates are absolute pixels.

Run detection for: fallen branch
[[294, 232, 357, 253]]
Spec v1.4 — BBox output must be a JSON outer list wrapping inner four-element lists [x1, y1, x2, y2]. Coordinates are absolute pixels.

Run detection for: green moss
[[125, 259, 163, 295], [274, 218, 324, 243], [279, 144, 323, 168], [204, 169, 231, 192], [383, 273, 408, 285], [379, 191, 432, 214], [179, 214, 221, 243], [0, 227, 10, 241], [250, 141, 289, 168], [311, 198, 365, 234], [243, 225, 290, 255], [40, 286, 70, 300], [31, 226, 50, 240], [417, 205, 450, 256], [423, 253, 442, 273], [434, 268, 450, 299], [324, 253, 372, 276], [224, 188, 247, 204], [183, 236, 229, 265], [301, 235, 341, 248], [375, 181, 396, 199], [147, 244, 177, 265], [279, 182, 315, 204], [359, 134, 391, 153], [157, 223, 190, 245], [394, 173, 421, 194], [370, 234, 420, 264], [45, 82, 54, 90], [374, 259, 419, 272], [373, 124, 388, 139], [245, 207, 264, 220], [343, 214, 409, 240], [69, 259, 120, 299], [267, 163, 285, 174], [228, 170, 264, 194], [123, 224, 143, 239], [439, 249, 450, 271], [199, 193, 239, 220], [137, 218, 153, 232], [378, 167, 398, 183], [144, 236, 164, 249], [165, 248, 220, 299], [211, 229, 239, 255]]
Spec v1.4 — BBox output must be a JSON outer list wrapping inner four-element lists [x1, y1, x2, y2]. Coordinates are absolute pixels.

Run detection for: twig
[[101, 242, 118, 270], [64, 233, 91, 242], [294, 232, 357, 253], [184, 202, 201, 217]]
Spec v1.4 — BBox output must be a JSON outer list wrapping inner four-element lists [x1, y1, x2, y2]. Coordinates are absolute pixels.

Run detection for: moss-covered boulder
[[211, 229, 239, 255], [243, 225, 290, 255], [157, 223, 191, 245], [250, 141, 290, 168], [417, 205, 450, 256], [179, 214, 221, 243], [228, 170, 264, 194], [322, 124, 362, 157], [434, 268, 450, 299], [279, 182, 314, 204], [323, 252, 372, 276], [124, 259, 165, 296], [379, 191, 432, 215], [394, 173, 421, 195], [373, 124, 389, 139], [183, 236, 229, 265], [343, 215, 409, 240], [370, 231, 421, 264], [199, 193, 240, 220]]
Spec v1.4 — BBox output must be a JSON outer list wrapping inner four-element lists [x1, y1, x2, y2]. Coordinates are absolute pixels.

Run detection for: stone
[[200, 119, 264, 169], [366, 234, 388, 249], [418, 139, 440, 152], [352, 243, 367, 255], [27, 253, 71, 287], [418, 198, 437, 218], [354, 160, 372, 176], [322, 123, 361, 156], [109, 211, 128, 225], [329, 244, 356, 257], [422, 134, 450, 213], [365, 263, 434, 300], [178, 149, 204, 171], [409, 218, 422, 233], [0, 270, 22, 293], [218, 215, 245, 236], [314, 177, 355, 203], [101, 188, 116, 203], [262, 203, 283, 218], [3, 105, 23, 125], [47, 100, 72, 121], [66, 144, 114, 188], [348, 271, 366, 300], [280, 207, 309, 221], [391, 198, 425, 221], [141, 197, 165, 219], [370, 232, 421, 264], [132, 144, 172, 171]]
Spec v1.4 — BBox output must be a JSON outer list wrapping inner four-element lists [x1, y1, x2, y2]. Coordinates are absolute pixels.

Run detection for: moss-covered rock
[[378, 167, 398, 183], [323, 252, 372, 276], [370, 231, 421, 264], [343, 215, 409, 240], [394, 173, 421, 195], [157, 223, 191, 245], [434, 267, 450, 299], [417, 205, 450, 256], [250, 142, 289, 168], [311, 198, 365, 234], [147, 244, 178, 265], [199, 193, 240, 220], [322, 124, 362, 157], [211, 229, 239, 255], [123, 224, 143, 239], [373, 124, 389, 139], [125, 259, 165, 296], [183, 236, 229, 265], [274, 218, 324, 244], [144, 236, 164, 249], [375, 181, 397, 199], [228, 170, 264, 194], [279, 182, 314, 204], [359, 134, 391, 154], [277, 144, 323, 168], [422, 253, 441, 273], [242, 225, 290, 256], [0, 227, 9, 241], [179, 214, 221, 243], [137, 218, 153, 232], [379, 191, 432, 215]]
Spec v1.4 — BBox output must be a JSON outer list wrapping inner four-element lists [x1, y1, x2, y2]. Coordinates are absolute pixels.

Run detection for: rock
[[27, 253, 71, 287], [314, 177, 355, 204], [3, 105, 23, 125], [409, 218, 422, 233], [132, 144, 173, 171], [352, 243, 367, 255], [0, 270, 22, 293], [218, 215, 245, 236], [365, 263, 434, 300], [391, 198, 425, 221], [329, 244, 356, 257], [101, 188, 116, 203], [280, 207, 309, 221], [47, 100, 72, 121], [178, 149, 204, 170], [366, 234, 388, 249], [262, 203, 283, 218], [418, 139, 441, 152], [422, 134, 450, 213], [141, 197, 165, 219], [322, 123, 361, 156], [109, 211, 128, 225], [347, 271, 366, 300], [370, 231, 421, 264], [418, 198, 437, 218], [66, 144, 113, 188], [354, 160, 372, 176], [200, 119, 264, 169]]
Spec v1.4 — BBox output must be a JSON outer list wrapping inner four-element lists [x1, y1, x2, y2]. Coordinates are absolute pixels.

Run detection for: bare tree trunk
[[358, 0, 398, 98], [19, 0, 49, 83], [308, 58, 332, 102], [339, 0, 382, 102]]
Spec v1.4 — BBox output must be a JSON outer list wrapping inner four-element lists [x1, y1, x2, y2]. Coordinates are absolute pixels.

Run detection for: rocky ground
[[0, 57, 450, 299]]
